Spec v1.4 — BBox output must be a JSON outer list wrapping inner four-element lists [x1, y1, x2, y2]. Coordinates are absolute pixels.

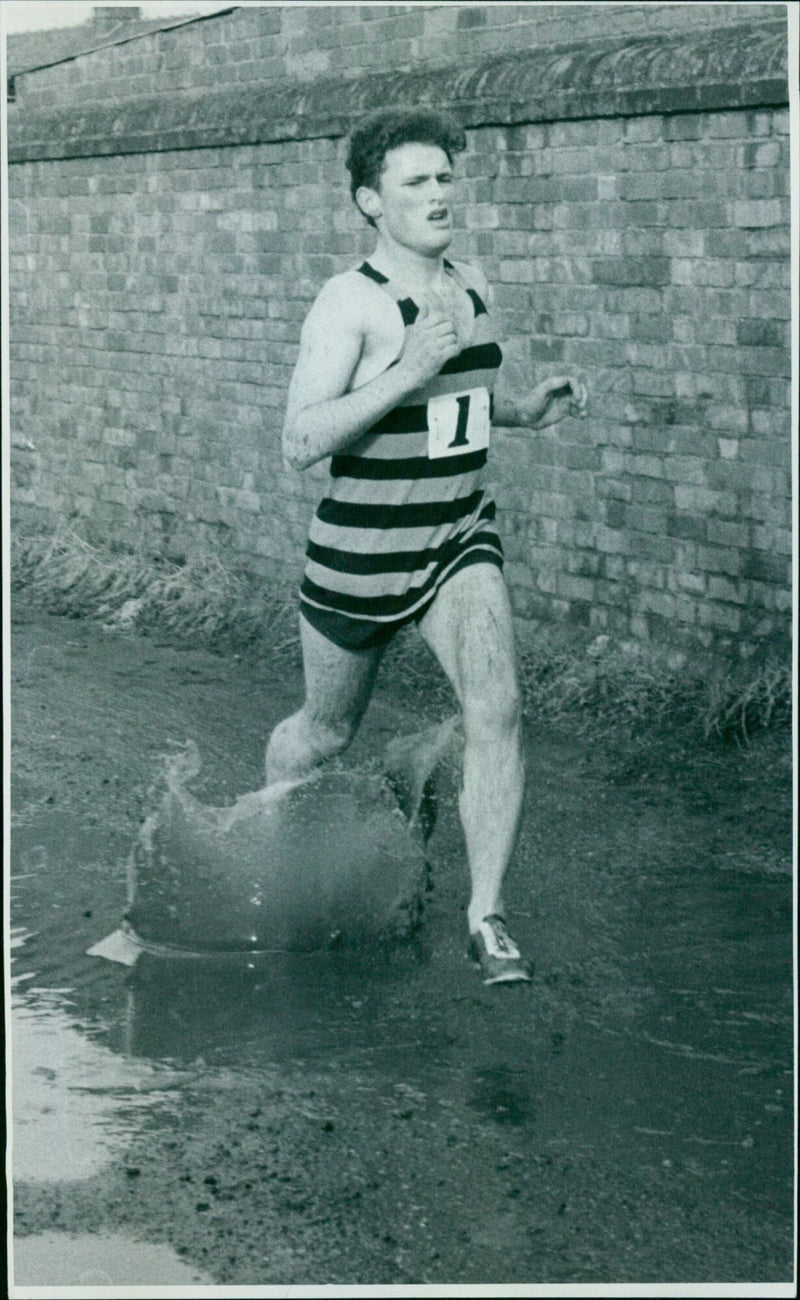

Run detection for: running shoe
[[468, 914, 533, 985]]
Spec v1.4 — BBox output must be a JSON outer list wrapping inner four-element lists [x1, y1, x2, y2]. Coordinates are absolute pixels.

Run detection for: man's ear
[[355, 186, 382, 223]]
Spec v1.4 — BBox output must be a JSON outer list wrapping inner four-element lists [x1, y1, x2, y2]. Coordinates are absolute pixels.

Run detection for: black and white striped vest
[[300, 259, 504, 623]]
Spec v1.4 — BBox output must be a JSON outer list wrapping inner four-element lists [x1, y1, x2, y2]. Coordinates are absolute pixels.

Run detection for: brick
[[742, 376, 790, 409], [661, 457, 707, 487], [752, 526, 792, 556], [457, 6, 487, 27], [741, 551, 790, 584], [674, 570, 707, 596], [663, 230, 704, 258], [717, 439, 738, 461], [627, 505, 668, 534], [631, 314, 672, 343], [627, 453, 663, 479], [664, 115, 705, 142], [745, 227, 791, 257], [697, 545, 741, 577], [631, 476, 672, 503], [566, 600, 592, 627], [591, 257, 670, 288], [699, 602, 741, 633], [740, 494, 789, 526], [731, 199, 784, 228], [749, 409, 790, 439], [673, 486, 737, 517], [704, 405, 750, 434], [595, 526, 629, 556], [639, 590, 680, 624], [529, 338, 565, 362], [706, 520, 751, 549], [632, 372, 674, 398], [557, 574, 595, 603], [708, 576, 748, 605], [710, 345, 788, 377], [623, 118, 662, 143], [604, 500, 626, 529], [664, 200, 728, 229], [736, 320, 788, 348], [741, 170, 783, 200]]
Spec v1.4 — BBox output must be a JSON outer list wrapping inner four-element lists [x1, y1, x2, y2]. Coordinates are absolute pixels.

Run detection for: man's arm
[[494, 376, 588, 430], [282, 278, 460, 470], [458, 262, 588, 431]]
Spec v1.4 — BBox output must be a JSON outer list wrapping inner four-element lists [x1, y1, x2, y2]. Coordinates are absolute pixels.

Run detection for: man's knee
[[461, 677, 522, 742], [303, 709, 359, 762], [265, 708, 357, 780]]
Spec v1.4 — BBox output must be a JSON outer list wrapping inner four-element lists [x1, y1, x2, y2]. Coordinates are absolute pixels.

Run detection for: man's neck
[[369, 235, 449, 295]]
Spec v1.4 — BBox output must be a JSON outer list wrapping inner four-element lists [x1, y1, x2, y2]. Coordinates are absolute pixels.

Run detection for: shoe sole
[[468, 951, 534, 985], [481, 967, 533, 985]]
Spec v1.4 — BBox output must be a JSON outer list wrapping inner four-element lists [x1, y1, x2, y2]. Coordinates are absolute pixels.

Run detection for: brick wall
[[8, 5, 791, 655], [486, 109, 791, 646], [10, 4, 782, 109]]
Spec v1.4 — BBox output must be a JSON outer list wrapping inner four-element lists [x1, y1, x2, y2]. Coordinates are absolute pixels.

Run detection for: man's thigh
[[300, 611, 384, 732], [417, 563, 520, 710]]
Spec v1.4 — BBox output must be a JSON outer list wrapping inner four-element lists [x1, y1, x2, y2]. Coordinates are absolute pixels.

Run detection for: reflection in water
[[13, 1232, 214, 1286], [115, 943, 435, 1066], [10, 929, 187, 1183]]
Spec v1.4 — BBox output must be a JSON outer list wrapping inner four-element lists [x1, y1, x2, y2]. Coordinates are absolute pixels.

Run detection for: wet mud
[[8, 603, 795, 1287]]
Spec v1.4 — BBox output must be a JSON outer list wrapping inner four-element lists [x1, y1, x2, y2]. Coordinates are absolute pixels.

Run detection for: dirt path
[[9, 603, 794, 1287]]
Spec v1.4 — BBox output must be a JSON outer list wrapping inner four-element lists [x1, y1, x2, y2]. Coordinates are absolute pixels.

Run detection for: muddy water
[[8, 605, 795, 1287]]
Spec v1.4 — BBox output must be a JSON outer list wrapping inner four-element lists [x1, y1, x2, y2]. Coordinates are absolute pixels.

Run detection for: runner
[[266, 107, 587, 984]]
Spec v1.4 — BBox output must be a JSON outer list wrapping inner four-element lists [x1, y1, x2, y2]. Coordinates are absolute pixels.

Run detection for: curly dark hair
[[346, 107, 467, 224]]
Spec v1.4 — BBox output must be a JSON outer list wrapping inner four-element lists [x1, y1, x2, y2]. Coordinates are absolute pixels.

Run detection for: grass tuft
[[701, 659, 792, 743], [517, 633, 693, 733], [11, 526, 301, 667]]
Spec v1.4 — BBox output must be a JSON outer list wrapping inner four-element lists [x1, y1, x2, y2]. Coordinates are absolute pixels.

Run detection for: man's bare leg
[[265, 614, 384, 785], [417, 564, 526, 939]]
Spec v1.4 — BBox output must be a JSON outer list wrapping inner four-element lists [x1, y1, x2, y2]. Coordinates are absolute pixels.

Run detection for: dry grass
[[11, 527, 301, 666], [515, 624, 791, 744], [12, 528, 791, 745], [700, 659, 792, 742], [517, 631, 689, 731]]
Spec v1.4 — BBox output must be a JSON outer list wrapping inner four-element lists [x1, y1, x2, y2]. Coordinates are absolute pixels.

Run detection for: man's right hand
[[283, 278, 462, 470], [398, 301, 460, 387]]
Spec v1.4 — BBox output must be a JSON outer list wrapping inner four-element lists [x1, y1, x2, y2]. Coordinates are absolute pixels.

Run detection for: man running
[[266, 108, 587, 984]]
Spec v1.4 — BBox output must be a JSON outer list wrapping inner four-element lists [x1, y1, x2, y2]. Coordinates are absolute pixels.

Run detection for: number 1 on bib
[[426, 387, 491, 460], [450, 394, 471, 448]]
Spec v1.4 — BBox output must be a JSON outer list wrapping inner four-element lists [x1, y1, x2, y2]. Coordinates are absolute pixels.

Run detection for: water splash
[[95, 721, 458, 962]]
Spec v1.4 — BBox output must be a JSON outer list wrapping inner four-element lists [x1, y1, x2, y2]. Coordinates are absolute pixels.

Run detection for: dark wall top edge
[[7, 6, 239, 78], [8, 19, 789, 164]]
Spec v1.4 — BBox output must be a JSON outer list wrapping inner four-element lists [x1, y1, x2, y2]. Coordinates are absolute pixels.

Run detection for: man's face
[[364, 142, 455, 254]]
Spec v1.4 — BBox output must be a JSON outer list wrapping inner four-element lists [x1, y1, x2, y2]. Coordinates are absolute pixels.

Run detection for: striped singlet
[[299, 259, 504, 636]]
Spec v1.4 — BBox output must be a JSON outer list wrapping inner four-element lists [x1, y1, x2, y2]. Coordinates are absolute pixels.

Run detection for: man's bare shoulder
[[309, 266, 386, 322]]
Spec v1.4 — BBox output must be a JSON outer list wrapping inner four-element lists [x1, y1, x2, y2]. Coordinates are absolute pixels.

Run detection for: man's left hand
[[531, 375, 588, 429]]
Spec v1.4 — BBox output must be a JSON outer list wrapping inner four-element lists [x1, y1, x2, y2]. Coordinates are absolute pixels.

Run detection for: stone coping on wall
[[8, 18, 788, 162]]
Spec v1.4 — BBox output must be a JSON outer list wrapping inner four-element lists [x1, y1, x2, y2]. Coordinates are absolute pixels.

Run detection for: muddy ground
[[8, 602, 795, 1289]]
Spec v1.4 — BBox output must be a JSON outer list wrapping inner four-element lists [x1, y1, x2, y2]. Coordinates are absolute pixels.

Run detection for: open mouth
[[428, 209, 450, 223]]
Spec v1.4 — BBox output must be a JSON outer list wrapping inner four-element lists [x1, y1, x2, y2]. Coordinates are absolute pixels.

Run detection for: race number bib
[[427, 387, 491, 460]]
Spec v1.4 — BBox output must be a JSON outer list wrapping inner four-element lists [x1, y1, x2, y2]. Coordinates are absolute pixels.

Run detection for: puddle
[[7, 607, 795, 1285], [13, 1231, 214, 1286], [10, 929, 188, 1183]]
